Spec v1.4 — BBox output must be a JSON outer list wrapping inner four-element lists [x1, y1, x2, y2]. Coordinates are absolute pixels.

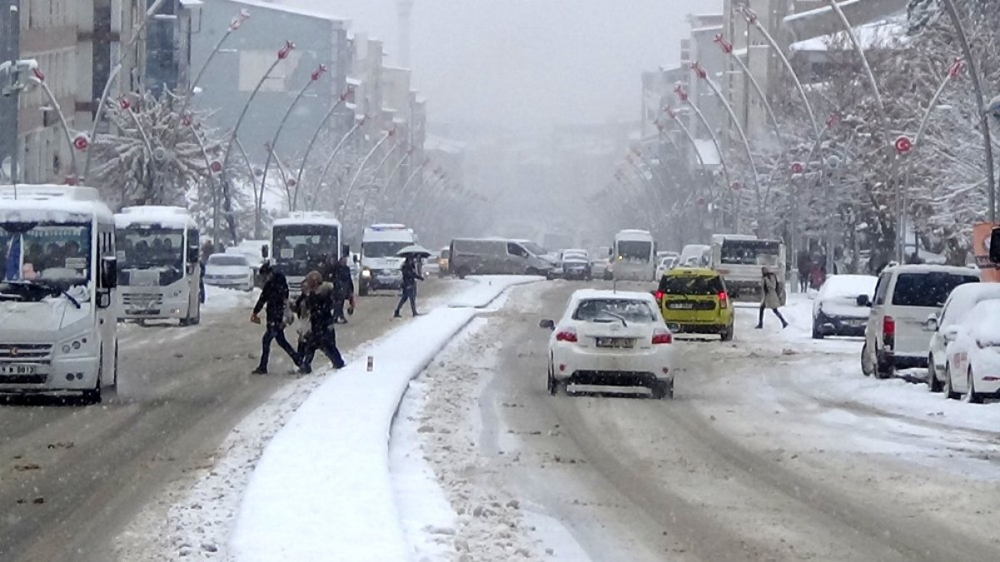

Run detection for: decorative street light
[[309, 115, 368, 210], [293, 90, 350, 197], [27, 68, 80, 181], [339, 127, 396, 217]]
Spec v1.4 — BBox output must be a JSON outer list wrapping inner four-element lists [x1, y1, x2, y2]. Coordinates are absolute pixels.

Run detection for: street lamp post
[[339, 127, 395, 218], [293, 90, 350, 200], [309, 116, 367, 210], [675, 85, 737, 230]]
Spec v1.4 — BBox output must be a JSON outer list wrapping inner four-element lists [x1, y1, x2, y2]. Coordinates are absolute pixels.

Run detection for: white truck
[[115, 206, 202, 325], [358, 224, 417, 296], [612, 229, 657, 282], [269, 212, 344, 297], [0, 185, 120, 403], [710, 234, 786, 303]]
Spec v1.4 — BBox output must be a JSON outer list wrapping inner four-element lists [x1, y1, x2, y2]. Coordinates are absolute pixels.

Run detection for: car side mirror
[[97, 291, 112, 309], [261, 244, 269, 259], [990, 227, 1000, 263], [101, 256, 118, 290], [925, 314, 939, 332], [856, 294, 871, 307], [539, 319, 555, 330]]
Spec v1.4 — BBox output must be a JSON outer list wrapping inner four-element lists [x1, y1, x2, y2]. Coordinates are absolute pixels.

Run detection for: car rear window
[[891, 273, 978, 307], [658, 275, 724, 296], [208, 255, 248, 266], [572, 299, 658, 323]]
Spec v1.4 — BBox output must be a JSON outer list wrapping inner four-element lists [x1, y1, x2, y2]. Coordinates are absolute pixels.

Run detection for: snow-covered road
[[392, 281, 1000, 561]]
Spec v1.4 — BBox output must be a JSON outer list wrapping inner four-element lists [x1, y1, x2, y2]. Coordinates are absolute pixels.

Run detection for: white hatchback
[[540, 289, 674, 398], [204, 253, 254, 292]]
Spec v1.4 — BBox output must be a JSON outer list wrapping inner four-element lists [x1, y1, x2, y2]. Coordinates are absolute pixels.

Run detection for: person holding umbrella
[[393, 245, 430, 318]]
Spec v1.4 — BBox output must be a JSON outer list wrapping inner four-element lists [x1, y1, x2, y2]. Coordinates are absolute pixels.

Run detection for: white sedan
[[540, 289, 674, 398], [942, 299, 1000, 403], [204, 253, 254, 291]]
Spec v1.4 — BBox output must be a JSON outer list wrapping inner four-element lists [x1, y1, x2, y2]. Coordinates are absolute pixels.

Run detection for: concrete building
[[190, 0, 351, 164], [133, 0, 202, 97]]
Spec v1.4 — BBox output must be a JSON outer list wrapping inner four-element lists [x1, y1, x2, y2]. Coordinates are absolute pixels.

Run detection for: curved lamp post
[[309, 115, 367, 209], [28, 69, 81, 181], [293, 90, 350, 200], [339, 127, 395, 217], [258, 64, 327, 205]]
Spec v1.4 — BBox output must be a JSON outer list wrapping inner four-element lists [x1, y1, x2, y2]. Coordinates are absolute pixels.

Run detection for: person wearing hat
[[298, 270, 346, 374], [251, 262, 302, 374]]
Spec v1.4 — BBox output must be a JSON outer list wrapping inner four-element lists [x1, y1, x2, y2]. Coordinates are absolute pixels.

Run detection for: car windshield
[[658, 275, 724, 295], [520, 241, 547, 256], [0, 222, 92, 291], [616, 240, 652, 262], [364, 241, 411, 258], [572, 298, 658, 323], [117, 226, 184, 270], [892, 272, 979, 307], [208, 255, 248, 267]]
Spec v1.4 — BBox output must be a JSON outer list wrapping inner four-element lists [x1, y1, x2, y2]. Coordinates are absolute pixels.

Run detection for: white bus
[[115, 206, 201, 325], [269, 212, 344, 297], [358, 223, 416, 296], [710, 234, 786, 302], [0, 185, 120, 403], [613, 229, 657, 282]]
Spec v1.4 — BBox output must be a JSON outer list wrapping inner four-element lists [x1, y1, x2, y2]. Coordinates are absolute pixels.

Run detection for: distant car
[[656, 267, 734, 341], [926, 283, 1000, 393], [204, 253, 254, 291], [655, 256, 677, 279], [811, 275, 877, 339], [540, 289, 674, 398], [941, 299, 1000, 402], [859, 265, 979, 379], [437, 247, 451, 277], [558, 249, 592, 280]]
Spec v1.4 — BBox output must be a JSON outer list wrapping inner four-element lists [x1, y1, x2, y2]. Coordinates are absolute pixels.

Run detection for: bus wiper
[[6, 280, 81, 309]]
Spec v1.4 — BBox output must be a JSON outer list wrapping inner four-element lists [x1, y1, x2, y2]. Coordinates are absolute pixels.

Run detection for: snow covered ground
[[202, 285, 260, 314]]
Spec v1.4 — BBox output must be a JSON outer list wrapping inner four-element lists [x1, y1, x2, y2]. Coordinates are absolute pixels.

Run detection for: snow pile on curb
[[231, 276, 537, 562], [202, 286, 259, 314]]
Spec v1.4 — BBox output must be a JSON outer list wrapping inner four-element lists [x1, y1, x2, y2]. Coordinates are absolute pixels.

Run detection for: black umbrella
[[396, 244, 432, 259]]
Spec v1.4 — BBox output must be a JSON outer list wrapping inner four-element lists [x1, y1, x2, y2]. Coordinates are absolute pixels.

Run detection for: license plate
[[596, 337, 634, 349], [668, 302, 694, 309], [0, 364, 36, 376]]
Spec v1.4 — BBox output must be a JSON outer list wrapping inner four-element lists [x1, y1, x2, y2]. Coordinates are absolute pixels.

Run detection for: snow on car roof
[[966, 299, 1000, 345], [115, 205, 197, 229], [0, 184, 114, 223], [820, 274, 877, 298], [272, 212, 342, 228], [570, 289, 655, 302], [942, 283, 1000, 325]]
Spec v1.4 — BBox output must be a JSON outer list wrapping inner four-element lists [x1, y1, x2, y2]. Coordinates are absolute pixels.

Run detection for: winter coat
[[401, 260, 423, 289], [332, 263, 354, 299], [304, 282, 337, 333], [254, 271, 290, 321], [761, 272, 783, 309]]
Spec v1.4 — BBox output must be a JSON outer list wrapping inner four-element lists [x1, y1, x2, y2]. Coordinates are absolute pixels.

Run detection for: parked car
[[655, 256, 678, 279], [940, 299, 1000, 402], [926, 283, 1000, 393], [812, 274, 877, 339], [204, 253, 254, 292], [539, 289, 674, 398], [437, 246, 451, 277], [557, 249, 592, 280], [859, 265, 979, 379], [656, 267, 734, 341]]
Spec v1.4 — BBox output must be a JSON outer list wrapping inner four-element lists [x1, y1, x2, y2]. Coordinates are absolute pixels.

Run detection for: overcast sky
[[286, 0, 718, 131]]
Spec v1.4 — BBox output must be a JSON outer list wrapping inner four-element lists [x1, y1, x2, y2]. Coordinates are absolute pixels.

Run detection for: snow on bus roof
[[115, 205, 197, 229], [615, 229, 653, 240], [272, 212, 342, 228], [0, 184, 113, 223]]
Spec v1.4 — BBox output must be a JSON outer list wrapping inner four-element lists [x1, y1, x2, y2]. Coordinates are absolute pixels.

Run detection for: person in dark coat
[[331, 255, 355, 324], [251, 262, 301, 374], [756, 266, 788, 329], [298, 271, 346, 374], [394, 255, 423, 318], [796, 251, 812, 293]]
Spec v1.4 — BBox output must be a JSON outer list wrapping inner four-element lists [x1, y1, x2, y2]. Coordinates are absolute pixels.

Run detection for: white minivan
[[859, 265, 979, 379]]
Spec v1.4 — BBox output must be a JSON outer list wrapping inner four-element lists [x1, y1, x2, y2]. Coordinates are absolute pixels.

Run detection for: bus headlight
[[361, 268, 372, 278]]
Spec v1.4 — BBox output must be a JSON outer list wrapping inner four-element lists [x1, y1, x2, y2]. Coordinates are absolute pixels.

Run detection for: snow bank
[[231, 276, 538, 562], [202, 285, 258, 314]]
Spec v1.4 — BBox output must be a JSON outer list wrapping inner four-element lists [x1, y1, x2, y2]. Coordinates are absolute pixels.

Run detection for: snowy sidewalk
[[231, 276, 538, 562]]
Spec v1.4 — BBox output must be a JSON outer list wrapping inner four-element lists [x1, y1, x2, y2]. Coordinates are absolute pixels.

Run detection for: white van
[[710, 235, 785, 302], [679, 244, 711, 268], [115, 206, 201, 325], [359, 224, 416, 296], [449, 238, 553, 278], [0, 185, 119, 402], [613, 230, 656, 282], [860, 264, 979, 378]]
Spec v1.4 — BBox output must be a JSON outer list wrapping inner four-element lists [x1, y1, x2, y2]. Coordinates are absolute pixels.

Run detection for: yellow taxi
[[656, 267, 735, 341]]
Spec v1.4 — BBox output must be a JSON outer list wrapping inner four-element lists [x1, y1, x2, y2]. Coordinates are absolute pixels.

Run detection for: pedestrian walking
[[394, 255, 423, 318], [291, 280, 311, 360], [298, 271, 346, 374], [250, 262, 301, 374], [796, 250, 811, 293], [331, 255, 355, 324], [756, 266, 788, 329]]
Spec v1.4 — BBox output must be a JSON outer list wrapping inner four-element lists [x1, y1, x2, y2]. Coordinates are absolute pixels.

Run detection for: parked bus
[[612, 229, 656, 282], [115, 206, 201, 325], [710, 234, 786, 302], [269, 212, 344, 297], [0, 185, 119, 402], [358, 224, 416, 296]]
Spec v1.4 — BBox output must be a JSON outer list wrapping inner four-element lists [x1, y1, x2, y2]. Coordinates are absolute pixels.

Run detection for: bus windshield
[[0, 222, 92, 291], [617, 240, 652, 263], [273, 224, 340, 276], [117, 226, 184, 270], [720, 240, 781, 266]]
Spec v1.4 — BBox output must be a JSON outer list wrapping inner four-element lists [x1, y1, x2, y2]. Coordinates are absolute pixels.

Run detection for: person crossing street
[[393, 255, 423, 318], [251, 262, 302, 374], [756, 266, 788, 330], [298, 271, 347, 374]]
